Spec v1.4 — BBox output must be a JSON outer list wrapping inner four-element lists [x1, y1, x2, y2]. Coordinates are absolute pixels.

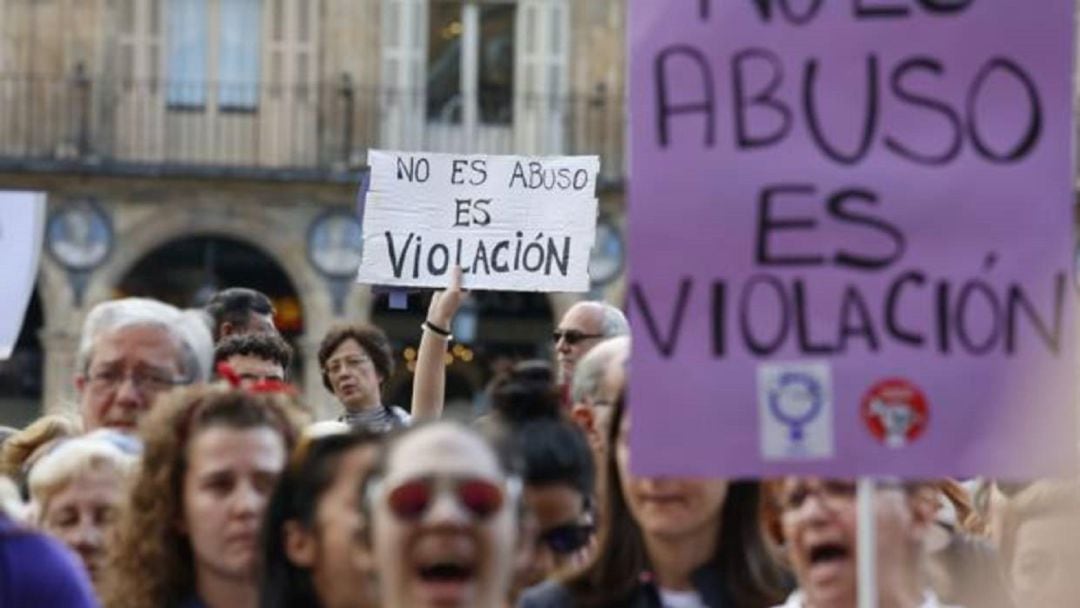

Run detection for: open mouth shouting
[[804, 538, 853, 585], [412, 541, 480, 606]]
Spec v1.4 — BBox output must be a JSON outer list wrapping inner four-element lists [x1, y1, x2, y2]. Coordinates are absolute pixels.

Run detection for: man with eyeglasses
[[317, 323, 410, 433], [75, 298, 210, 432], [552, 302, 628, 406]]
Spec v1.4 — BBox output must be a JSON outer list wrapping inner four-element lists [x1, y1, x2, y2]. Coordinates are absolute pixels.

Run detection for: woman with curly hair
[[100, 385, 303, 608]]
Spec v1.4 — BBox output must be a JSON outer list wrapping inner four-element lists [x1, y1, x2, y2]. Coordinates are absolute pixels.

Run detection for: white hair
[[571, 335, 630, 405], [76, 298, 212, 383], [598, 303, 629, 338], [178, 309, 215, 382], [27, 436, 137, 520]]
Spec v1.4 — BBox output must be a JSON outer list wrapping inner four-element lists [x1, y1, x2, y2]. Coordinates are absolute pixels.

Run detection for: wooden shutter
[[379, 0, 427, 150], [115, 0, 165, 160], [514, 0, 567, 154], [260, 0, 319, 166]]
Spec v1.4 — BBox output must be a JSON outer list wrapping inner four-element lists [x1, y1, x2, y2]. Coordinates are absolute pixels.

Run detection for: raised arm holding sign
[[0, 192, 46, 360]]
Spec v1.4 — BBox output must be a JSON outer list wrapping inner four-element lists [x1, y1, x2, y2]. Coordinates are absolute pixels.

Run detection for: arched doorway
[[372, 289, 554, 419], [0, 290, 44, 427], [117, 236, 305, 381]]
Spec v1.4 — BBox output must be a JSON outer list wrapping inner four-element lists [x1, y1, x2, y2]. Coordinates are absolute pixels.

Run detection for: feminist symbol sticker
[[758, 362, 834, 461]]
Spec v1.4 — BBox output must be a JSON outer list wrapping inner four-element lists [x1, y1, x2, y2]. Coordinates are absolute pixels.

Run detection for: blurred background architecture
[[0, 0, 629, 423]]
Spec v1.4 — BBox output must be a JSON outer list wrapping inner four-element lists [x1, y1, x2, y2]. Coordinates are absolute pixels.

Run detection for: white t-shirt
[[773, 589, 959, 608], [659, 588, 709, 608]]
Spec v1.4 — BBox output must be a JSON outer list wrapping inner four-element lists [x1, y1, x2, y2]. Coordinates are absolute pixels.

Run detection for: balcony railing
[[0, 69, 626, 186]]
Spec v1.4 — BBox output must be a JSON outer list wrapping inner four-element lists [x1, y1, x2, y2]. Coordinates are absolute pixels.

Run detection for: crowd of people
[[0, 269, 1078, 608]]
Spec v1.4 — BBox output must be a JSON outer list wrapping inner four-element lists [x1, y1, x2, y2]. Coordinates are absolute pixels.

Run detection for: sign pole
[[856, 477, 877, 608]]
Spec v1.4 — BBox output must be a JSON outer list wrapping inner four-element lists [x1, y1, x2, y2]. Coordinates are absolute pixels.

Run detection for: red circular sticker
[[860, 378, 929, 448]]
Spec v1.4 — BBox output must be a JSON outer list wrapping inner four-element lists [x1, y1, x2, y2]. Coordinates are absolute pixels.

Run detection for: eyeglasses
[[552, 330, 604, 346], [323, 355, 372, 376], [778, 479, 857, 512], [538, 522, 594, 555], [779, 479, 908, 512], [87, 368, 183, 394], [370, 475, 521, 522]]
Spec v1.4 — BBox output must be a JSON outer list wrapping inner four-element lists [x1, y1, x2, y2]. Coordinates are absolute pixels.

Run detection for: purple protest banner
[[628, 1, 1077, 479]]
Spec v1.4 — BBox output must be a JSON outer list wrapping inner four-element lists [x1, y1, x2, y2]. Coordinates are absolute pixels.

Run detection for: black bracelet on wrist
[[423, 320, 452, 337]]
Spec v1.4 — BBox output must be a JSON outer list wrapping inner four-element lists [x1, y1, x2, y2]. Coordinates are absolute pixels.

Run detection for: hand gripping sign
[[357, 150, 600, 293]]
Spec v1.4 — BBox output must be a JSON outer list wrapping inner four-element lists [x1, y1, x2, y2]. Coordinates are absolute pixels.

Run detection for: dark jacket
[[518, 561, 735, 608]]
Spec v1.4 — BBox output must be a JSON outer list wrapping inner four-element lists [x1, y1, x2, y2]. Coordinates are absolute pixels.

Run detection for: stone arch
[[86, 205, 325, 320], [75, 204, 342, 416]]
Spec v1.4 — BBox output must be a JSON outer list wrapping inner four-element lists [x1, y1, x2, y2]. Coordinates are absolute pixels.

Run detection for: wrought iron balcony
[[0, 68, 626, 187]]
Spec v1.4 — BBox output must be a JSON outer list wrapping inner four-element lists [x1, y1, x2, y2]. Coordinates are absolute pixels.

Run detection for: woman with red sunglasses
[[363, 420, 525, 608]]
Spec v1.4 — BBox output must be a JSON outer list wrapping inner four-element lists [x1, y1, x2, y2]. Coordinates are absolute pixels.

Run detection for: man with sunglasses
[[552, 302, 628, 406]]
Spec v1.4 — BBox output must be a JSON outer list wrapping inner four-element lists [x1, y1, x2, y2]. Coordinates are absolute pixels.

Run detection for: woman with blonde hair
[[28, 434, 136, 584], [100, 385, 303, 608]]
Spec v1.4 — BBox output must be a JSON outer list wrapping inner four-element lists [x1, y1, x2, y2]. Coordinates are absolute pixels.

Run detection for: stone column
[[40, 325, 81, 418]]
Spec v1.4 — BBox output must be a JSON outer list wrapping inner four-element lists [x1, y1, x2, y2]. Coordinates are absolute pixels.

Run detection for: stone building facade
[[0, 0, 628, 421]]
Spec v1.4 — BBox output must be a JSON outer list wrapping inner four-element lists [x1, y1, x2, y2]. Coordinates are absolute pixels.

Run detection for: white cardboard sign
[[357, 150, 600, 292], [0, 191, 46, 360]]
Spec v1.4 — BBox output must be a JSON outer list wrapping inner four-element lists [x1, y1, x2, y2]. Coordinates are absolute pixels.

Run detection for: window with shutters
[[118, 0, 163, 86], [164, 0, 262, 111], [381, 0, 566, 154], [426, 0, 515, 125]]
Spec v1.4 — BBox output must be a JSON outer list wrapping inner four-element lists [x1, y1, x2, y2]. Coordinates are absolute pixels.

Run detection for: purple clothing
[[0, 513, 99, 607]]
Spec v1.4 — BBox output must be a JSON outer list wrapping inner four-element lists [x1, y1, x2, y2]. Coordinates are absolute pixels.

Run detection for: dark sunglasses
[[538, 523, 594, 555], [552, 329, 604, 345], [371, 475, 521, 522]]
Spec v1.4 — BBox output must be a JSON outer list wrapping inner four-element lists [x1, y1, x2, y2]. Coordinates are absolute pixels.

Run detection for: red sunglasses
[[370, 475, 521, 522]]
